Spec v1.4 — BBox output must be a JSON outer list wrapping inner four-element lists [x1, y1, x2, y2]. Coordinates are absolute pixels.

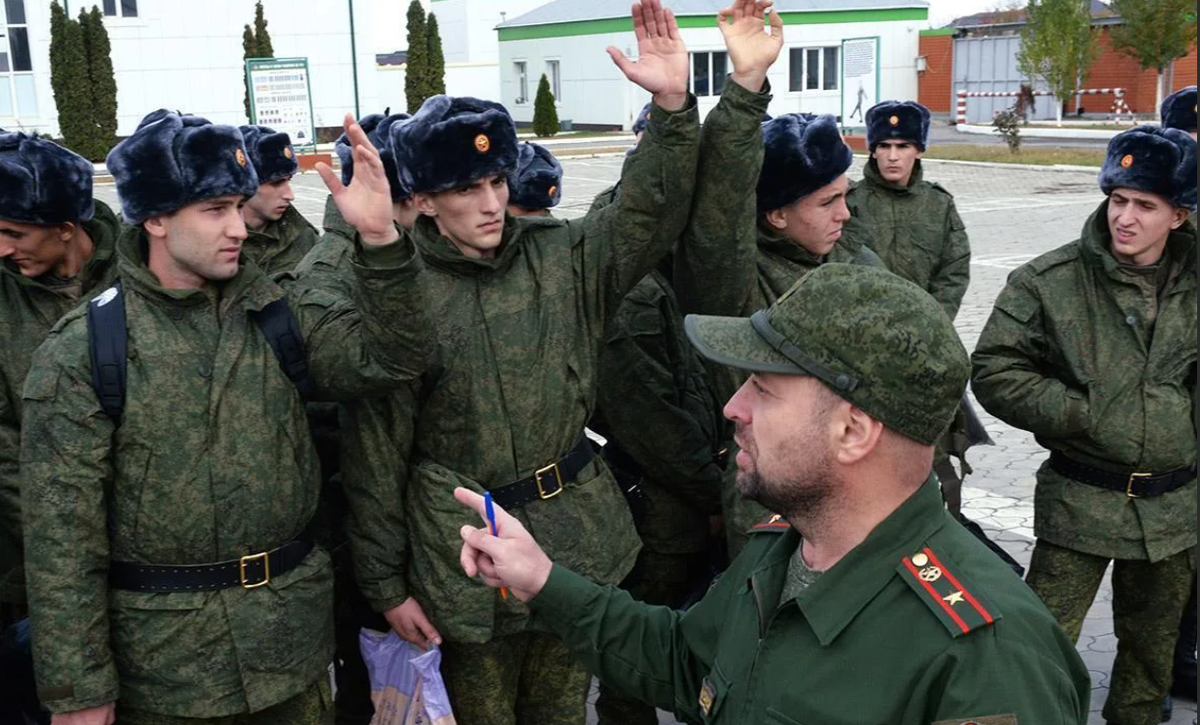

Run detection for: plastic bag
[[360, 628, 457, 725]]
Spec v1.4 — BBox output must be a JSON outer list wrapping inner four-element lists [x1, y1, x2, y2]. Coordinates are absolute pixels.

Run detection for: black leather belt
[[1049, 451, 1196, 498], [491, 438, 594, 510], [109, 537, 314, 592]]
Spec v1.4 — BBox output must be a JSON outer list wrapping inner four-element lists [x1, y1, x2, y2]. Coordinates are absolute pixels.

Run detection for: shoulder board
[[747, 514, 790, 534], [897, 547, 1001, 637], [929, 181, 954, 198]]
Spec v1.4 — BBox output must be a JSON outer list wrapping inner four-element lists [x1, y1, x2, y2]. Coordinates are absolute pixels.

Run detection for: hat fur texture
[[507, 142, 563, 211], [866, 100, 931, 151], [337, 111, 412, 201], [1099, 125, 1197, 210], [391, 95, 519, 194], [0, 132, 94, 225], [238, 125, 299, 184], [1160, 86, 1197, 133], [758, 113, 853, 213]]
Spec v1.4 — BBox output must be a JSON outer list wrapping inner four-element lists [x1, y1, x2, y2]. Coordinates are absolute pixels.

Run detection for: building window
[[689, 51, 726, 97], [545, 59, 560, 100], [2, 0, 22, 25], [102, 0, 137, 18], [0, 0, 34, 119], [788, 46, 839, 93], [514, 61, 528, 104]]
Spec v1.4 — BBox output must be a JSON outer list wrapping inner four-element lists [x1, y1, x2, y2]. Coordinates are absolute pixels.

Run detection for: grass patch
[[922, 145, 1105, 167]]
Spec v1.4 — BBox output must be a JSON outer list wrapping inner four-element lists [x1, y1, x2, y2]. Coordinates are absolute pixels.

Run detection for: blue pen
[[483, 491, 508, 599]]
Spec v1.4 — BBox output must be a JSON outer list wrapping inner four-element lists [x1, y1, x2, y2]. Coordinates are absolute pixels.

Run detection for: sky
[[925, 0, 1018, 28]]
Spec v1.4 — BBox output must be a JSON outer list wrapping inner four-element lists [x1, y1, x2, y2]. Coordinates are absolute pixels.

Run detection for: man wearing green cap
[[451, 263, 1090, 725]]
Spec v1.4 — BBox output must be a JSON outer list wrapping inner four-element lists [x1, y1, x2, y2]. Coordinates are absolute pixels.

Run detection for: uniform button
[[1125, 315, 1137, 326], [911, 552, 929, 567], [198, 362, 213, 378], [835, 373, 851, 390]]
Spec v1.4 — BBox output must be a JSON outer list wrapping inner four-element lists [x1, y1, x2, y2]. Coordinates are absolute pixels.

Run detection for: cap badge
[[1120, 154, 1134, 168], [548, 185, 557, 197], [284, 146, 294, 159], [475, 134, 491, 153], [235, 148, 248, 167], [889, 115, 900, 126]]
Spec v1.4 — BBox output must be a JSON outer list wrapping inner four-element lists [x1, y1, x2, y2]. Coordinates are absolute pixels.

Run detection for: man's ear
[[415, 192, 438, 217], [832, 404, 885, 466], [763, 207, 787, 231], [56, 221, 77, 242], [143, 215, 169, 240], [1170, 206, 1192, 230]]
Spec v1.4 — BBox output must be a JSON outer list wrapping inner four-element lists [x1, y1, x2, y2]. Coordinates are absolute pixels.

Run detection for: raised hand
[[316, 113, 400, 247], [606, 0, 689, 111], [455, 487, 554, 602], [718, 0, 783, 93]]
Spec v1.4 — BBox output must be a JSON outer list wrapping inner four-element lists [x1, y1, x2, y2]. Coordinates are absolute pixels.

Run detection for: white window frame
[[102, 0, 139, 18], [0, 0, 35, 121], [514, 60, 529, 104], [688, 51, 727, 98], [545, 59, 561, 102], [788, 45, 840, 93]]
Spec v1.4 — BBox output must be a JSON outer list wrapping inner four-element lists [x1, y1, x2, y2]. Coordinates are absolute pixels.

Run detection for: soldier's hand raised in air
[[455, 487, 554, 602], [316, 113, 400, 247], [606, 0, 689, 111], [719, 0, 783, 93]]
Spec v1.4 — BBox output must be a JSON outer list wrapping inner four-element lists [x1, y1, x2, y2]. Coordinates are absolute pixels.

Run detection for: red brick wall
[[1061, 27, 1195, 114], [918, 34, 954, 113]]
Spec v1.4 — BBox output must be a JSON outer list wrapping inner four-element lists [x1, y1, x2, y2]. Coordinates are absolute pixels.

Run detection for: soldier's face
[[766, 176, 851, 257], [1107, 189, 1191, 266], [872, 140, 922, 186], [143, 195, 247, 289], [0, 220, 74, 278], [417, 174, 509, 259], [244, 176, 295, 229]]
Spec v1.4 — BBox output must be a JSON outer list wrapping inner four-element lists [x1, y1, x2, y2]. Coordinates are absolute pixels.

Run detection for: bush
[[992, 107, 1022, 153], [532, 74, 559, 137]]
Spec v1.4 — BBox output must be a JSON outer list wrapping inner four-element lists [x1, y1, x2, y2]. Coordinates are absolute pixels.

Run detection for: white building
[[497, 0, 929, 129], [1, 0, 383, 138]]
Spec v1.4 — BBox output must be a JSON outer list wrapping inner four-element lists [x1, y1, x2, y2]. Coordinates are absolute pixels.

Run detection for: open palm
[[607, 0, 689, 101], [718, 0, 783, 81]]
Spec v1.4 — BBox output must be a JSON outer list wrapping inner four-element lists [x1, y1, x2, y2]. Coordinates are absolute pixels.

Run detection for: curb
[[955, 123, 1130, 140], [852, 153, 1098, 172]]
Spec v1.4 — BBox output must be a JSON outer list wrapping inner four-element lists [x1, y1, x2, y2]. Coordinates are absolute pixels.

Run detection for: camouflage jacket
[[846, 159, 971, 320], [340, 99, 702, 643], [0, 200, 122, 606], [972, 201, 1197, 561], [241, 203, 320, 277], [20, 223, 429, 716]]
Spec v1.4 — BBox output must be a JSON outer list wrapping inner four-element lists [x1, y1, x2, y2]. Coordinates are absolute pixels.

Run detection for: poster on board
[[247, 57, 317, 150], [840, 37, 880, 130]]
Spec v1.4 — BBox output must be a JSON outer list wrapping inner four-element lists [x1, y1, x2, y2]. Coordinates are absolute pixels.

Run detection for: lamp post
[[348, 0, 361, 118]]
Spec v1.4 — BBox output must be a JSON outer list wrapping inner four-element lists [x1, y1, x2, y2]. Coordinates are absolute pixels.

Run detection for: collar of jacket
[[114, 223, 282, 315], [756, 215, 870, 267], [862, 157, 925, 196], [413, 213, 537, 276], [0, 199, 123, 292], [1080, 198, 1198, 287], [247, 203, 308, 245], [750, 475, 946, 646], [321, 194, 355, 240]]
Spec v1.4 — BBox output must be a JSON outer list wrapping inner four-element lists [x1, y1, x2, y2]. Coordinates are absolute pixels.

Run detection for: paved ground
[[94, 154, 1194, 724]]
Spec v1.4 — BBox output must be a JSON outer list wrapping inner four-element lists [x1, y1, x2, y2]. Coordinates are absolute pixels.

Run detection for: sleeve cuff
[[647, 95, 700, 145], [353, 225, 417, 271], [722, 75, 773, 111], [528, 564, 604, 626]]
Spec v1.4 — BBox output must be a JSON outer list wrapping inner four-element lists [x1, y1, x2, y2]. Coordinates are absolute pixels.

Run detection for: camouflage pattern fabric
[[117, 679, 334, 725], [973, 202, 1197, 562], [242, 203, 320, 277], [0, 200, 123, 607], [1026, 539, 1195, 725], [20, 223, 430, 717], [439, 632, 592, 725]]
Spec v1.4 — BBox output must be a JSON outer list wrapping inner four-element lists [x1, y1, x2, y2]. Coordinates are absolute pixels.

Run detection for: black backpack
[[86, 281, 312, 421]]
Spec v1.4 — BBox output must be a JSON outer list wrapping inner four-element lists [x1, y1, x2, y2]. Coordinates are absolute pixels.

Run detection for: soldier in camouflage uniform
[[0, 132, 123, 724], [238, 125, 320, 275], [506, 141, 562, 218], [20, 110, 429, 725], [338, 2, 706, 721], [973, 125, 1197, 725]]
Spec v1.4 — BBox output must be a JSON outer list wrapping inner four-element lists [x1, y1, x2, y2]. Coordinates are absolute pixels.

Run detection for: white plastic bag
[[360, 628, 457, 725]]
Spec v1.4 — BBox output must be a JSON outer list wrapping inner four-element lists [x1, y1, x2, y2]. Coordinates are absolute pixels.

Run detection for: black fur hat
[[337, 110, 412, 201], [507, 142, 562, 211], [866, 100, 931, 151], [238, 125, 299, 184], [391, 95, 519, 194], [1160, 86, 1197, 133], [0, 132, 94, 225], [1099, 125, 1197, 210], [107, 109, 259, 223], [757, 113, 853, 213], [632, 103, 652, 135]]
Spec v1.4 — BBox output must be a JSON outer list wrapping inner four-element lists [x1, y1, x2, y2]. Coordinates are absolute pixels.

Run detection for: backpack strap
[[86, 283, 127, 421], [250, 298, 313, 401]]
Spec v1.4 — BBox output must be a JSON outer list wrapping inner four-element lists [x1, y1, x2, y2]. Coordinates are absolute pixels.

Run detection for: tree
[[242, 25, 256, 121], [1108, 0, 1198, 112], [405, 0, 428, 113], [532, 73, 559, 137], [426, 12, 445, 98], [48, 1, 93, 157], [80, 6, 118, 159], [1018, 0, 1100, 126], [253, 0, 274, 57]]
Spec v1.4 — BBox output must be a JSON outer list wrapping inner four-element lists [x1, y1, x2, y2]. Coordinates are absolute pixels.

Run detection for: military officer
[[20, 109, 429, 725], [238, 124, 319, 275], [973, 125, 1197, 725], [506, 141, 563, 217], [455, 263, 1091, 725], [0, 132, 123, 723]]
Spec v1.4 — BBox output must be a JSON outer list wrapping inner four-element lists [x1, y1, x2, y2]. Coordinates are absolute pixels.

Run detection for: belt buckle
[[1126, 472, 1152, 498], [239, 551, 271, 589], [535, 462, 564, 500]]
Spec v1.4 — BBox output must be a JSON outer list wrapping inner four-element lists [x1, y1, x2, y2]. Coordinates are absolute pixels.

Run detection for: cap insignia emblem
[[475, 134, 491, 153], [235, 148, 248, 167], [1120, 154, 1134, 168], [284, 146, 294, 159], [889, 115, 900, 126], [548, 185, 557, 197]]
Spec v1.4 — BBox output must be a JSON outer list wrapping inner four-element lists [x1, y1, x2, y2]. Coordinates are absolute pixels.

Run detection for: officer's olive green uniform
[[338, 99, 702, 725], [529, 478, 1091, 724], [21, 223, 429, 721], [973, 203, 1197, 725], [242, 203, 320, 276], [0, 200, 123, 611]]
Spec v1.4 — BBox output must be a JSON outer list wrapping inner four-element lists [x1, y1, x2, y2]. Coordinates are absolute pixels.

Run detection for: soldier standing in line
[[843, 100, 976, 517], [973, 125, 1197, 725], [237, 125, 320, 275], [506, 141, 563, 218], [20, 109, 429, 725], [0, 132, 124, 724]]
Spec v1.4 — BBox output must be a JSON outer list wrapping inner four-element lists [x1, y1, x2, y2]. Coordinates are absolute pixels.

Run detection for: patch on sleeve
[[897, 547, 1001, 637], [932, 716, 1018, 725], [747, 513, 790, 534]]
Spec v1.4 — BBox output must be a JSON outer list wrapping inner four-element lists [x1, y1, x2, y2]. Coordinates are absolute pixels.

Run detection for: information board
[[246, 57, 316, 149], [840, 37, 880, 131]]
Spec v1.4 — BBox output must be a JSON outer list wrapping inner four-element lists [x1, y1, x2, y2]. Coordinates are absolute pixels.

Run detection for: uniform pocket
[[766, 707, 805, 725], [232, 547, 335, 673], [109, 589, 225, 691]]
